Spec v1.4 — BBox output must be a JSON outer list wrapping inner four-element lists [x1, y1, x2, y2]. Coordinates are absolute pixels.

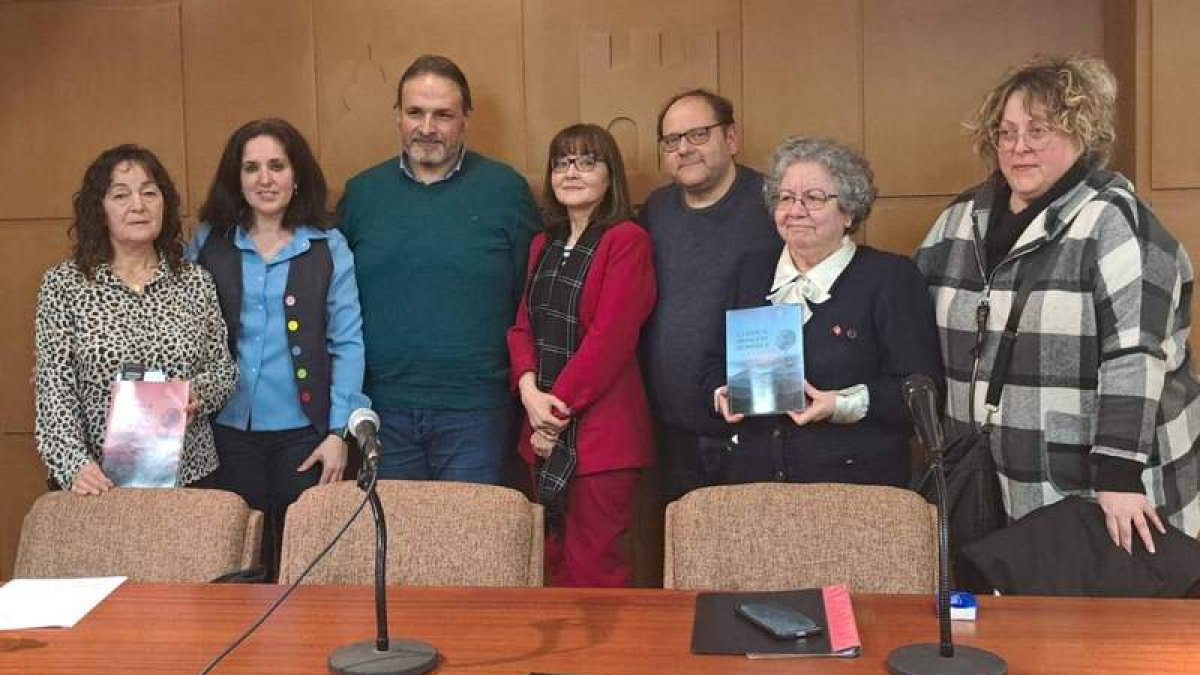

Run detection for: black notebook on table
[[690, 584, 862, 658]]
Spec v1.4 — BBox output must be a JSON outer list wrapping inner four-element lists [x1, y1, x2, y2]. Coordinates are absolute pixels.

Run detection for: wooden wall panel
[[0, 434, 48, 581], [742, 0, 863, 170], [0, 221, 73, 434], [312, 0, 525, 200], [523, 0, 742, 202], [1150, 0, 1200, 189], [1101, 0, 1138, 179], [862, 0, 1104, 197], [1146, 189, 1200, 328], [864, 195, 949, 257], [1131, 0, 1153, 192], [181, 0, 320, 211], [0, 1, 187, 219]]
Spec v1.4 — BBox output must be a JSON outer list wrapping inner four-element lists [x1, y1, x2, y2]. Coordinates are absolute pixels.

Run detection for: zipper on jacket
[[966, 225, 1041, 428]]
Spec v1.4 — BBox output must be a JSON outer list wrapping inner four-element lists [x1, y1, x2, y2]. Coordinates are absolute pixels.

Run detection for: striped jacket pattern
[[915, 166, 1200, 536]]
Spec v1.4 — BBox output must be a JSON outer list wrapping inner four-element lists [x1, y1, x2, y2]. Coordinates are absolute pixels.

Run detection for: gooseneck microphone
[[199, 407, 436, 674], [347, 407, 382, 470], [902, 373, 944, 464], [887, 375, 1007, 675], [329, 408, 439, 675]]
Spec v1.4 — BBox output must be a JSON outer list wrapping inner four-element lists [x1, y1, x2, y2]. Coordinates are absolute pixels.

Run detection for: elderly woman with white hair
[[702, 136, 942, 488]]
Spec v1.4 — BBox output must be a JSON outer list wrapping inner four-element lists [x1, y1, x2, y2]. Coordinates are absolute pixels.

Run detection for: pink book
[[100, 379, 190, 488]]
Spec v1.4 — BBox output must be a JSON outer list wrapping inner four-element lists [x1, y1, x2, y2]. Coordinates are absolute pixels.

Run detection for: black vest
[[198, 228, 333, 434]]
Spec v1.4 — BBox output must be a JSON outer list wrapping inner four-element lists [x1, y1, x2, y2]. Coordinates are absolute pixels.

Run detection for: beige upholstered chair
[[14, 488, 263, 582], [278, 480, 544, 586], [664, 482, 937, 593]]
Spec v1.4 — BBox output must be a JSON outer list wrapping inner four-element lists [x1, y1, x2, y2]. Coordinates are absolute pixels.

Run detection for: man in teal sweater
[[338, 54, 538, 483]]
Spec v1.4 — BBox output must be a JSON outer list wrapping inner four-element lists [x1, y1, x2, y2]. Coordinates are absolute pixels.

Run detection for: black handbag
[[922, 429, 1005, 591], [961, 496, 1200, 597], [919, 233, 1061, 591]]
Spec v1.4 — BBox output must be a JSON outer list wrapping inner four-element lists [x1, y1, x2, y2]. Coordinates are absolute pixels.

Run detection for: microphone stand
[[328, 441, 438, 675], [887, 435, 1006, 674]]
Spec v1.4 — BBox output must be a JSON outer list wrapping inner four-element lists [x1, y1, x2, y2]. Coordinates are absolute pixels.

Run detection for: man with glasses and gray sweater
[[639, 89, 780, 501]]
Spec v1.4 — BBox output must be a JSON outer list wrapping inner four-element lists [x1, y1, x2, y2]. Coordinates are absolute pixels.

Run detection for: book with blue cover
[[725, 304, 805, 416]]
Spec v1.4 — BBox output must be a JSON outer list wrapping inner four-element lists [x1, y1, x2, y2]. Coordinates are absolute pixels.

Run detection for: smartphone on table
[[735, 601, 823, 639]]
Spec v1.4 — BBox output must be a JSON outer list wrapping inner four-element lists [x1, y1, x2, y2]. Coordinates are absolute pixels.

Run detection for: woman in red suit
[[507, 124, 656, 587]]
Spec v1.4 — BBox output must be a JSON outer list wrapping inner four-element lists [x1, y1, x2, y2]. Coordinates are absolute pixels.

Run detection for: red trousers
[[538, 468, 641, 588]]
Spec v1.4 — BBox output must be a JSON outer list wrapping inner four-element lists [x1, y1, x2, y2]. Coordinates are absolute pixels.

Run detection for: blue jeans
[[376, 406, 512, 484]]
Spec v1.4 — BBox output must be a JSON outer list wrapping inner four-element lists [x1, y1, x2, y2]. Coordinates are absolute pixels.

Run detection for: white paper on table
[[0, 577, 127, 630]]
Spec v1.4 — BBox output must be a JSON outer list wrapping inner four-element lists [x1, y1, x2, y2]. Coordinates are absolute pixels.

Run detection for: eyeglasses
[[771, 188, 839, 212], [551, 154, 602, 174], [991, 122, 1056, 151], [658, 123, 724, 152]]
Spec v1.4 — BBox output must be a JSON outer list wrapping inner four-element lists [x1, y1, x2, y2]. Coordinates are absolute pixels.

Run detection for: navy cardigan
[[699, 245, 943, 487]]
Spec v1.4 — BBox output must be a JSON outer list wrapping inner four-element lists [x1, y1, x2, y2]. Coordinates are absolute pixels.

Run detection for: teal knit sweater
[[338, 151, 539, 410]]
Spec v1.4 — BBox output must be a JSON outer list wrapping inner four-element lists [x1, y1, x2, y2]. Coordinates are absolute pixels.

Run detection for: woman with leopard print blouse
[[34, 145, 238, 493]]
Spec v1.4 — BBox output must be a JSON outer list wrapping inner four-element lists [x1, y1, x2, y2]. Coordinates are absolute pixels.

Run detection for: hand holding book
[[783, 382, 836, 426], [182, 388, 200, 422], [70, 460, 114, 496], [713, 385, 746, 424], [715, 380, 837, 426]]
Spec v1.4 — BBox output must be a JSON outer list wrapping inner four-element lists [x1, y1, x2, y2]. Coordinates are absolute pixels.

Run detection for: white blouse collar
[[765, 237, 857, 317]]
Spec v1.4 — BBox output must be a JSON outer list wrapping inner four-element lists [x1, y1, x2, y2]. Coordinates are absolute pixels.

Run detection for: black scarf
[[984, 157, 1090, 275], [527, 225, 604, 529]]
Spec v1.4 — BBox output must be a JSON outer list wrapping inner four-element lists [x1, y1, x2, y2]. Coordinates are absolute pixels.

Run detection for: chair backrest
[[664, 482, 937, 593], [14, 488, 263, 582], [278, 480, 544, 586]]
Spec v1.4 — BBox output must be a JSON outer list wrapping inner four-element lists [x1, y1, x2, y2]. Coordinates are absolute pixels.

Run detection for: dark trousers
[[658, 424, 731, 504], [211, 424, 322, 581]]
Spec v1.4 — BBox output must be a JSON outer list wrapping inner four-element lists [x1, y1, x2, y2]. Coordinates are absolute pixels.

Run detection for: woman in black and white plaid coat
[[916, 55, 1200, 553]]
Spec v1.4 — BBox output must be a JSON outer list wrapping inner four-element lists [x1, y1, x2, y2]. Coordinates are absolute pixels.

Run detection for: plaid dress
[[915, 167, 1200, 536]]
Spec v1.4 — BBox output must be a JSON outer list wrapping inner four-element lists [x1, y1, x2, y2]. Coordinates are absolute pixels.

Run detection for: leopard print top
[[34, 258, 238, 489]]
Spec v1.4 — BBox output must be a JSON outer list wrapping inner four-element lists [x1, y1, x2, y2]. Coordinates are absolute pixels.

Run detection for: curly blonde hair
[[968, 54, 1117, 169]]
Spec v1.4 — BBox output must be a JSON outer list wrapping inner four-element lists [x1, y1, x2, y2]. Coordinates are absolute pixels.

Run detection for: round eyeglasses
[[991, 122, 1056, 151]]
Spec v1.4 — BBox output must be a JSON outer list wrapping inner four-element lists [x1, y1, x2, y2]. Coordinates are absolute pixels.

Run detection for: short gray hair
[[763, 136, 877, 233]]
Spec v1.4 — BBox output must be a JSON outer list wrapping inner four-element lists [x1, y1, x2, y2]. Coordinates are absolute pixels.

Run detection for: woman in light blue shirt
[[189, 118, 368, 579]]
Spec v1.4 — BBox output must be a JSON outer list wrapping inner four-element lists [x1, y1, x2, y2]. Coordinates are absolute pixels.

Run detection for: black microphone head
[[902, 373, 937, 404], [902, 373, 944, 454]]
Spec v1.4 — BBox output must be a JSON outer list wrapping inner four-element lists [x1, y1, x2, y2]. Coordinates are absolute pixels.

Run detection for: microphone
[[888, 374, 1006, 675], [902, 373, 944, 457], [330, 408, 440, 675], [347, 408, 382, 470]]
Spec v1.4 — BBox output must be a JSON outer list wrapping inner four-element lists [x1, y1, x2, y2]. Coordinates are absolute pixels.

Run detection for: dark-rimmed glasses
[[658, 123, 724, 152], [551, 154, 602, 174]]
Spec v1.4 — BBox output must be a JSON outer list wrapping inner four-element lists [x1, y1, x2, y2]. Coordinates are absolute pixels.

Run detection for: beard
[[405, 135, 459, 168]]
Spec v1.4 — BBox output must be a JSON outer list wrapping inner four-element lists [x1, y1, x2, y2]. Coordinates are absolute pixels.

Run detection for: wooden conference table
[[2, 583, 1198, 674]]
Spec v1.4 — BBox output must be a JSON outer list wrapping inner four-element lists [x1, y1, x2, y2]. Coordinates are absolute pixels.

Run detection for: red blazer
[[507, 220, 657, 475]]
